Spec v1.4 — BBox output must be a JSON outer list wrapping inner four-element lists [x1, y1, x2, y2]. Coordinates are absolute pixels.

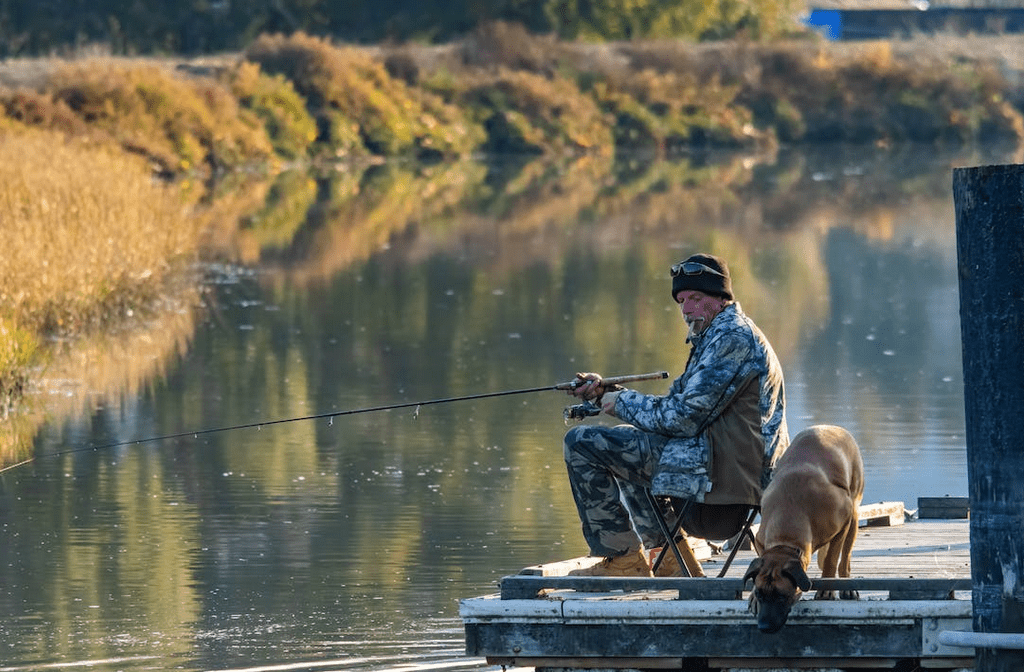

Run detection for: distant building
[[803, 0, 1024, 38]]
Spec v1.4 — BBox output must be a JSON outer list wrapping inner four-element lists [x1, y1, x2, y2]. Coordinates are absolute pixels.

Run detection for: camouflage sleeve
[[612, 330, 754, 437]]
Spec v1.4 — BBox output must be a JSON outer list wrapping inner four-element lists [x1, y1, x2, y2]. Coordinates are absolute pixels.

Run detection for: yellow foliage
[[48, 59, 275, 174], [0, 127, 201, 333], [245, 32, 485, 158], [225, 61, 317, 160]]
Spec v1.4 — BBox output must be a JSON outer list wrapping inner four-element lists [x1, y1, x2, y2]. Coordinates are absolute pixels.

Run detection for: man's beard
[[685, 316, 706, 342]]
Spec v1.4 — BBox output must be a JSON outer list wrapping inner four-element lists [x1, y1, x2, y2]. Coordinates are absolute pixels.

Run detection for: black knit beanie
[[670, 253, 734, 301]]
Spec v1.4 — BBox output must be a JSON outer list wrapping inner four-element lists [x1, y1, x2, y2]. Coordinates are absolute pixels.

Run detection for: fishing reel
[[563, 400, 601, 425]]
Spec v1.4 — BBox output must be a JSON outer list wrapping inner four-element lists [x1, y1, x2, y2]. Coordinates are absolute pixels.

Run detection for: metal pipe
[[940, 630, 1024, 650]]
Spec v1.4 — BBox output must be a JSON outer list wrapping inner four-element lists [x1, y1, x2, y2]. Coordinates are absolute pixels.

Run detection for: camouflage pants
[[563, 423, 672, 557]]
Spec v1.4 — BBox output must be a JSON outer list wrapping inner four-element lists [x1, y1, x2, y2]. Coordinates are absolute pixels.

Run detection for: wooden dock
[[461, 504, 975, 671]]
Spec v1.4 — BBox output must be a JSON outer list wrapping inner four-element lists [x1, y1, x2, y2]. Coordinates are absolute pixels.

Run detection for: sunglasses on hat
[[670, 260, 726, 278]]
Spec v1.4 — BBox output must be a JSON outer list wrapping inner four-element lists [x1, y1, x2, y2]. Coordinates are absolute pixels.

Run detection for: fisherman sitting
[[563, 253, 790, 577]]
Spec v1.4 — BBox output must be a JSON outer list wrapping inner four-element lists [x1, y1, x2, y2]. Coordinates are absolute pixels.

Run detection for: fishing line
[[0, 371, 668, 474]]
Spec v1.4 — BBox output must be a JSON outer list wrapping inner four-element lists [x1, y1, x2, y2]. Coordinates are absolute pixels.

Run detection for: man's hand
[[568, 372, 624, 404], [568, 372, 605, 401]]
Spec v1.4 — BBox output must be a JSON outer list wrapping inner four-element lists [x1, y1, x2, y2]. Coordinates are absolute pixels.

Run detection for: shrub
[[461, 69, 613, 155], [459, 20, 559, 73], [0, 318, 38, 412], [588, 83, 663, 152], [225, 61, 317, 161], [245, 32, 485, 160], [48, 59, 275, 174], [0, 89, 91, 136], [731, 41, 1024, 144], [596, 67, 761, 150]]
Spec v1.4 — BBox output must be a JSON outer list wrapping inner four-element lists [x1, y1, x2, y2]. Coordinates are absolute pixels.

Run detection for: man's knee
[[564, 425, 596, 461]]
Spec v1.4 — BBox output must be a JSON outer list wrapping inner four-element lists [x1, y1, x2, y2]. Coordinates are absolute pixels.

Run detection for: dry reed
[[0, 128, 204, 391]]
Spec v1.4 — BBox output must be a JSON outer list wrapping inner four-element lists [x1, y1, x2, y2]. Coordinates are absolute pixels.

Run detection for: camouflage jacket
[[610, 302, 789, 502]]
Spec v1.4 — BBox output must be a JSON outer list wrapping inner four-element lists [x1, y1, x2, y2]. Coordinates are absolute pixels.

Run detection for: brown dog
[[743, 424, 864, 634]]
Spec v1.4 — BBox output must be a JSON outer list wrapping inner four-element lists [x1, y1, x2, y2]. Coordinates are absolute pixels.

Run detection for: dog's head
[[743, 550, 812, 634]]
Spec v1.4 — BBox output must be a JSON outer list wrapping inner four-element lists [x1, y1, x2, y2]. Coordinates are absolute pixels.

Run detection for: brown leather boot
[[569, 547, 653, 577], [653, 537, 706, 577]]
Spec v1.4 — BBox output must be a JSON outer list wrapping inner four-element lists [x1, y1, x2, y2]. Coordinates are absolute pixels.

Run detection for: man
[[563, 253, 789, 577]]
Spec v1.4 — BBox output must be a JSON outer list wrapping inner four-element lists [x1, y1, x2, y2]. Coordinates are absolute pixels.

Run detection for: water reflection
[[1, 143, 1018, 671]]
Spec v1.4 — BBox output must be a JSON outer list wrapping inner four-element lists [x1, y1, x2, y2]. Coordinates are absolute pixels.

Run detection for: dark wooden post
[[953, 164, 1024, 671]]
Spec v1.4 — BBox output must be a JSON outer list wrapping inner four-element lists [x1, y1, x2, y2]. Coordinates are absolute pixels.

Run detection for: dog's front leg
[[815, 518, 860, 601], [836, 516, 860, 600], [814, 539, 841, 600]]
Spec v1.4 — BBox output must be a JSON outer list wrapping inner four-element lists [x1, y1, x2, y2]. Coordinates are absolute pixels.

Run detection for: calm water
[[0, 143, 1015, 671]]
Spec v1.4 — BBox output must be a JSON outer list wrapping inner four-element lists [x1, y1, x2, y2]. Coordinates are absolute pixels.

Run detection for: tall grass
[[0, 127, 204, 407]]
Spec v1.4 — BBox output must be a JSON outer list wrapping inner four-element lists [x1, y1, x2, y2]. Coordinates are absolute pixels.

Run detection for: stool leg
[[716, 507, 760, 578], [674, 535, 706, 577], [645, 490, 703, 577]]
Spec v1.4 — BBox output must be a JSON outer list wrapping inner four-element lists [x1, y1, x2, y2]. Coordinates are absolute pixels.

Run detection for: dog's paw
[[839, 589, 859, 600], [813, 589, 837, 600]]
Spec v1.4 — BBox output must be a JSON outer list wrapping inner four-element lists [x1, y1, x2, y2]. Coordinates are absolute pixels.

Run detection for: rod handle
[[554, 370, 669, 391]]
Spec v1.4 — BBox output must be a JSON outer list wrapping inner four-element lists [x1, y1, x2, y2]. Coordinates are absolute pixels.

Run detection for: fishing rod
[[0, 370, 668, 473]]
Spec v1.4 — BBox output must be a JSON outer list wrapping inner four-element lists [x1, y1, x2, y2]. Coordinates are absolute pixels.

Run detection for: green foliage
[[0, 319, 38, 408], [731, 41, 1024, 145], [460, 69, 614, 155], [539, 0, 801, 40], [240, 170, 319, 250], [245, 32, 485, 159], [582, 62, 763, 151], [0, 0, 805, 57], [588, 82, 666, 152], [225, 61, 318, 160]]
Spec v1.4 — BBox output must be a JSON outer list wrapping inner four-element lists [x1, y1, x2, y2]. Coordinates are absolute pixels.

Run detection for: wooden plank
[[463, 597, 973, 621], [918, 496, 970, 519], [499, 656, 978, 671], [859, 501, 905, 527], [518, 557, 610, 577], [465, 621, 932, 658], [499, 576, 747, 600], [515, 519, 971, 585], [528, 504, 974, 581], [497, 574, 970, 600], [708, 658, 903, 670], [463, 597, 973, 667], [713, 519, 971, 581], [487, 657, 685, 670]]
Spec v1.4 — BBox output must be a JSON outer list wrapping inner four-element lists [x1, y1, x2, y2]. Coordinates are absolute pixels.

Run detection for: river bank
[[3, 29, 1023, 172]]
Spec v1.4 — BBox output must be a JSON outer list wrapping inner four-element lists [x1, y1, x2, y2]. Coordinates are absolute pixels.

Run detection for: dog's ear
[[781, 560, 812, 592], [742, 558, 763, 587]]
